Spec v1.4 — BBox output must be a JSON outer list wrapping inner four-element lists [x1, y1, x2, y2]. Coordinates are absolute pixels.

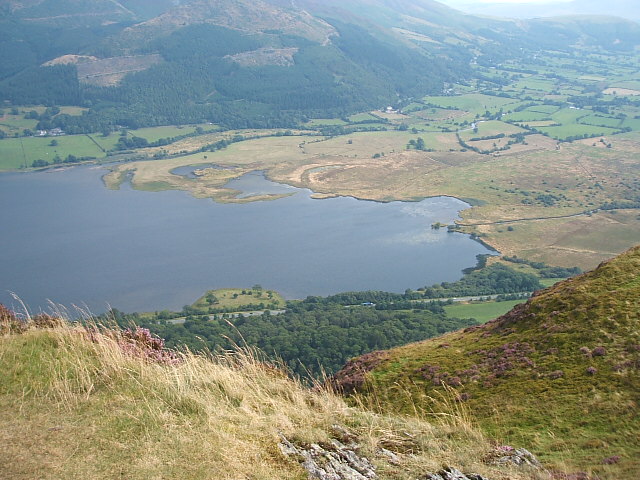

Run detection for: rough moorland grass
[[347, 246, 640, 478], [0, 320, 541, 480]]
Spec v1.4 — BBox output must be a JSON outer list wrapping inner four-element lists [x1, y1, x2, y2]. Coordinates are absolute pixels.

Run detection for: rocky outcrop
[[278, 433, 376, 480], [279, 427, 542, 480], [485, 446, 542, 468]]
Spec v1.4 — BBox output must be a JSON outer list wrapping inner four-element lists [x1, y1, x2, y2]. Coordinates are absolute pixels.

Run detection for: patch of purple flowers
[[119, 327, 181, 364]]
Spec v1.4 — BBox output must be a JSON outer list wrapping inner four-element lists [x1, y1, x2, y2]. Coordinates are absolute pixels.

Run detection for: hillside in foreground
[[0, 313, 548, 480], [332, 246, 640, 478]]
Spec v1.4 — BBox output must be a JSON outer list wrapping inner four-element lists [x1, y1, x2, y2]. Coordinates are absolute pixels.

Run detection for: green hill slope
[[0, 315, 544, 480], [332, 246, 640, 478]]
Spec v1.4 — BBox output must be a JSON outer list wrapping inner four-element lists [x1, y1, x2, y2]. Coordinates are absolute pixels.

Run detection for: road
[[168, 309, 286, 324]]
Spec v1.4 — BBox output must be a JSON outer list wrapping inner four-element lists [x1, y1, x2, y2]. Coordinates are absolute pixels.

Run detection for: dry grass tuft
[[0, 315, 544, 479]]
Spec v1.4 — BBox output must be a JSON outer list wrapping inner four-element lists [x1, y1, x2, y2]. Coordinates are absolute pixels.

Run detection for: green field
[[0, 114, 39, 136], [422, 93, 518, 113], [550, 108, 587, 124], [191, 287, 285, 311], [305, 118, 348, 127], [459, 120, 525, 141], [443, 299, 526, 323], [609, 80, 640, 90], [0, 105, 88, 137], [527, 104, 560, 114], [128, 124, 216, 143], [621, 117, 640, 130], [502, 110, 550, 122], [578, 114, 623, 128], [537, 123, 618, 140], [539, 277, 567, 288], [512, 77, 557, 93], [0, 135, 107, 169], [347, 112, 379, 122]]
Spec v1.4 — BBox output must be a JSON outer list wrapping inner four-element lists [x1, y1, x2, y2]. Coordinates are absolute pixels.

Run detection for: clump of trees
[[421, 264, 543, 298], [103, 302, 474, 378]]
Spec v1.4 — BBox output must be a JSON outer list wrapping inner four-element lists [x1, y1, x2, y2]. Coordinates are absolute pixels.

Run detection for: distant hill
[[0, 0, 638, 129], [441, 0, 640, 22], [332, 245, 640, 478]]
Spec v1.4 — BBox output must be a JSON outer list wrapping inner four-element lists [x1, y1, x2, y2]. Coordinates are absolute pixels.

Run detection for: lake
[[0, 165, 493, 314]]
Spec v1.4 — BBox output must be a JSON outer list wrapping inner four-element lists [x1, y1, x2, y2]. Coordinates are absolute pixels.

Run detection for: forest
[[0, 21, 461, 131], [107, 303, 475, 378], [102, 263, 545, 378]]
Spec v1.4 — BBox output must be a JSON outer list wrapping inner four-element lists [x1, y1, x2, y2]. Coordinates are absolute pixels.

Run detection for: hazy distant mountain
[[440, 0, 640, 22]]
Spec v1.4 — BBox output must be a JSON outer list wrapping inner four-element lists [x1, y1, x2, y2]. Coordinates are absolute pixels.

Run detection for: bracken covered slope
[[0, 314, 544, 480], [332, 246, 640, 478]]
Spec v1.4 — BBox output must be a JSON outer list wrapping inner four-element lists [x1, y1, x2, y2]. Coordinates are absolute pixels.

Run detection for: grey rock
[[279, 432, 376, 480], [490, 447, 541, 468], [378, 448, 401, 465]]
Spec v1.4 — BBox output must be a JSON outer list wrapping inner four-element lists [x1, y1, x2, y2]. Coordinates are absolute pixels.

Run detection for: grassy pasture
[[537, 123, 618, 140], [512, 77, 557, 92], [129, 125, 217, 143], [527, 104, 560, 114], [550, 108, 587, 124], [58, 106, 88, 115], [0, 135, 106, 170], [620, 117, 640, 130], [88, 133, 123, 151], [520, 120, 558, 127], [403, 102, 428, 112], [609, 80, 640, 90], [305, 118, 347, 127], [303, 130, 416, 158], [0, 106, 88, 136], [578, 114, 623, 128], [422, 93, 518, 113], [579, 75, 606, 81], [192, 287, 285, 311], [0, 114, 39, 136], [502, 111, 550, 122], [444, 299, 526, 323], [459, 120, 525, 142], [347, 112, 379, 122]]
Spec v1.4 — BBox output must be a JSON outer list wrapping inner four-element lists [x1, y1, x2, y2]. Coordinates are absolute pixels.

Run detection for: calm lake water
[[0, 165, 493, 314]]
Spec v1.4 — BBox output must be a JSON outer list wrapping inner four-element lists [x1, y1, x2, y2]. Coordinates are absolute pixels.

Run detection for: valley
[[10, 48, 630, 270], [1, 2, 639, 478]]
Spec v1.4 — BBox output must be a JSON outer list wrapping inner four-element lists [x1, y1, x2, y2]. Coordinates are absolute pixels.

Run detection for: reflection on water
[[224, 171, 299, 198]]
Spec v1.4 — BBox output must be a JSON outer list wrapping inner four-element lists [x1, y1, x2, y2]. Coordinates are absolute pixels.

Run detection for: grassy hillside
[[332, 246, 640, 478], [0, 314, 541, 480]]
